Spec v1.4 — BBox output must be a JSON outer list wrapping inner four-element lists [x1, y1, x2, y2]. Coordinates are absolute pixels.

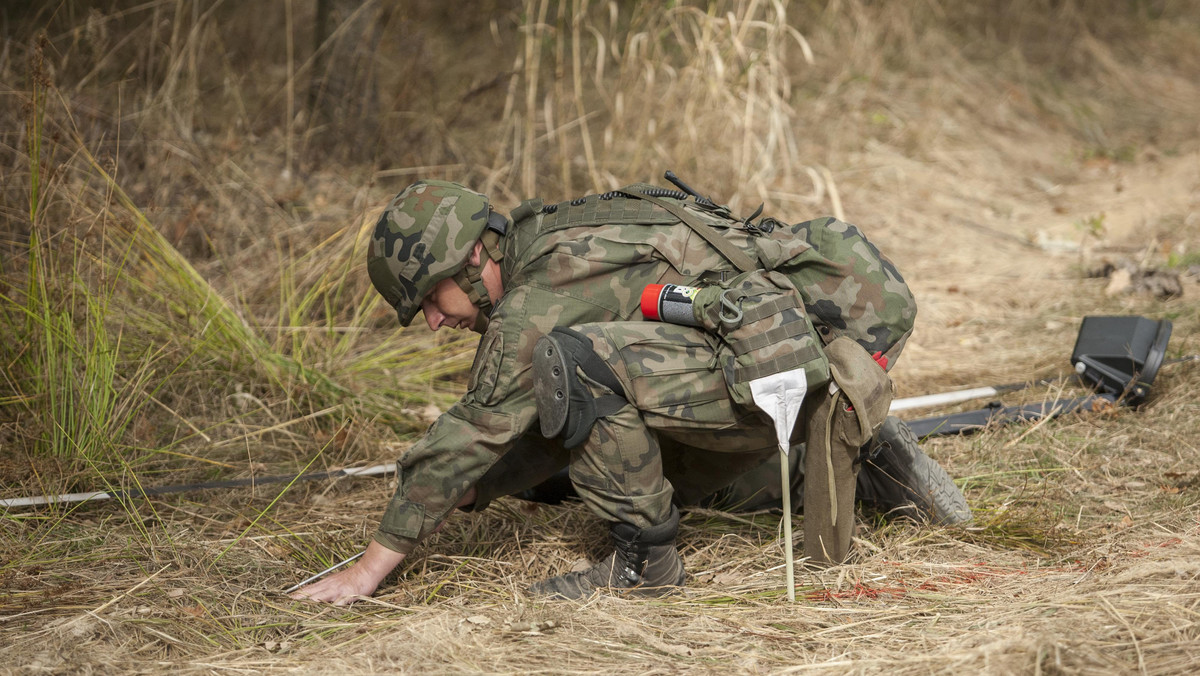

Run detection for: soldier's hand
[[289, 540, 405, 606]]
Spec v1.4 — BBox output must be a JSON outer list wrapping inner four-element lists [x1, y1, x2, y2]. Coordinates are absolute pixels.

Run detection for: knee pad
[[533, 327, 628, 449]]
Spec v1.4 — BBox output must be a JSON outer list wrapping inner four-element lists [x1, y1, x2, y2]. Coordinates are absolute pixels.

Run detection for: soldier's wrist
[[371, 530, 416, 557]]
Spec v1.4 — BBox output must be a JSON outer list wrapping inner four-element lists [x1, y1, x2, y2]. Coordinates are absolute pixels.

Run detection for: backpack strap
[[620, 188, 758, 273]]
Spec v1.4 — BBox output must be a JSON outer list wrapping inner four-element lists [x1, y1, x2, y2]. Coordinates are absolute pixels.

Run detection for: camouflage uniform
[[370, 183, 916, 558]]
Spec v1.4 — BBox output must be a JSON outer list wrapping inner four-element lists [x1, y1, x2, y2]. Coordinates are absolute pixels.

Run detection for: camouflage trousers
[[476, 321, 790, 529]]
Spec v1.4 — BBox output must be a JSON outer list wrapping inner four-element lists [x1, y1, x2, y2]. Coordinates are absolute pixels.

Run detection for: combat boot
[[856, 416, 973, 525], [530, 506, 686, 600]]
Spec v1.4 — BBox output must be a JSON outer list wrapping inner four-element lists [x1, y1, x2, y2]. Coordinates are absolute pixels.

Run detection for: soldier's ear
[[469, 241, 484, 267]]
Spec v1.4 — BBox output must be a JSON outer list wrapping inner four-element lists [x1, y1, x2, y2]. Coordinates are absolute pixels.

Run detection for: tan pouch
[[825, 336, 894, 446], [802, 336, 894, 566]]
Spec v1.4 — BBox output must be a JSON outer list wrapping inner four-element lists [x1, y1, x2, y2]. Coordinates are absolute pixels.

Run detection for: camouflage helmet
[[367, 180, 494, 326]]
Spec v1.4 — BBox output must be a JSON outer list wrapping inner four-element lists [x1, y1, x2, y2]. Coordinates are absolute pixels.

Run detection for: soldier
[[291, 179, 969, 605]]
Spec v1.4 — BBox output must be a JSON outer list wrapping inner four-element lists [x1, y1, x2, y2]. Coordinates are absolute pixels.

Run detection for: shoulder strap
[[620, 188, 758, 273]]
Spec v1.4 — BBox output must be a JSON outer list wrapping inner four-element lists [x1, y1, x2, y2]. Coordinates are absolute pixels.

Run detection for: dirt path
[[860, 145, 1200, 392]]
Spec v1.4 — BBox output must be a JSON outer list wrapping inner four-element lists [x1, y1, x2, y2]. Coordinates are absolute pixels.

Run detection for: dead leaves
[[1090, 258, 1184, 299]]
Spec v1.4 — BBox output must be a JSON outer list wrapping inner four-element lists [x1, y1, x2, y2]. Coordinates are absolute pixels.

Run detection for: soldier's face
[[420, 277, 478, 331]]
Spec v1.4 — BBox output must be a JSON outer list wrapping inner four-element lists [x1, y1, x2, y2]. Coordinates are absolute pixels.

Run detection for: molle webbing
[[732, 340, 825, 383], [725, 294, 818, 362], [731, 321, 818, 358], [736, 295, 800, 326], [535, 193, 676, 231]]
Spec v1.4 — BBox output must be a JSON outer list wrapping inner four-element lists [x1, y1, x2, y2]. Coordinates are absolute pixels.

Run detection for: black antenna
[[664, 171, 715, 206]]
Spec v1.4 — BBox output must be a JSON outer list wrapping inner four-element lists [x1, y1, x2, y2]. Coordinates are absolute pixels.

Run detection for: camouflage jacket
[[372, 184, 916, 554]]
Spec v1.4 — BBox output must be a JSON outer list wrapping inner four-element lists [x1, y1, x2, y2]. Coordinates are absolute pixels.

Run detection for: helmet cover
[[367, 180, 491, 326]]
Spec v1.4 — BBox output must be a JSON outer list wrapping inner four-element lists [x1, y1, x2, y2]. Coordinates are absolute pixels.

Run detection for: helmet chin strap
[[452, 226, 507, 334], [451, 263, 493, 334]]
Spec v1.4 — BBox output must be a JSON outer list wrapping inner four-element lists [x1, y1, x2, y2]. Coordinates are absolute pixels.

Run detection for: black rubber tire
[[858, 416, 973, 526]]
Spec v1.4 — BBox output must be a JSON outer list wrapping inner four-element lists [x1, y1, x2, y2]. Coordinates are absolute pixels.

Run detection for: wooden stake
[[780, 448, 795, 602]]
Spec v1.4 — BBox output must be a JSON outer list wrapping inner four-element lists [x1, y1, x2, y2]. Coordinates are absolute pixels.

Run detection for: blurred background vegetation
[[1, 0, 1198, 496]]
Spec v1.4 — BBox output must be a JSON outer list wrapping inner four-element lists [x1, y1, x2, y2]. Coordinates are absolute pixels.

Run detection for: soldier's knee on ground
[[533, 327, 628, 448]]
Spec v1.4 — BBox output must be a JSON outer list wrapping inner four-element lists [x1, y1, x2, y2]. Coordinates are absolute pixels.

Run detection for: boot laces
[[614, 536, 646, 586]]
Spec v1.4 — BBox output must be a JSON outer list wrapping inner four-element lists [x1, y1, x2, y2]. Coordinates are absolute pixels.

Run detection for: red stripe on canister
[[641, 284, 665, 320]]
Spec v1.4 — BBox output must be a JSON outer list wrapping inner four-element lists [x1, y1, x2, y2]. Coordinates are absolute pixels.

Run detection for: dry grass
[[3, 0, 1200, 673]]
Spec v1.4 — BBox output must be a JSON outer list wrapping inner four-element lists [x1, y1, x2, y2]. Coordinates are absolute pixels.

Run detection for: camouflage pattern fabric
[[755, 216, 916, 361], [470, 429, 792, 514], [372, 185, 915, 555], [557, 321, 782, 528]]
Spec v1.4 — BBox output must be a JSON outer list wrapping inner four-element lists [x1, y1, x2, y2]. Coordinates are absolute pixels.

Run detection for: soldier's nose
[[424, 309, 443, 331]]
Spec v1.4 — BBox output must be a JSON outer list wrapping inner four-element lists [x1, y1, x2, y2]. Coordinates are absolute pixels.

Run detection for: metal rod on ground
[[0, 462, 398, 509], [889, 379, 1058, 413], [283, 551, 365, 594], [780, 448, 795, 602], [889, 386, 1009, 412]]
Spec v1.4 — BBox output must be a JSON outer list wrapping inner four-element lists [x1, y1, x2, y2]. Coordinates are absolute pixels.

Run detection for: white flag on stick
[[748, 368, 808, 602]]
